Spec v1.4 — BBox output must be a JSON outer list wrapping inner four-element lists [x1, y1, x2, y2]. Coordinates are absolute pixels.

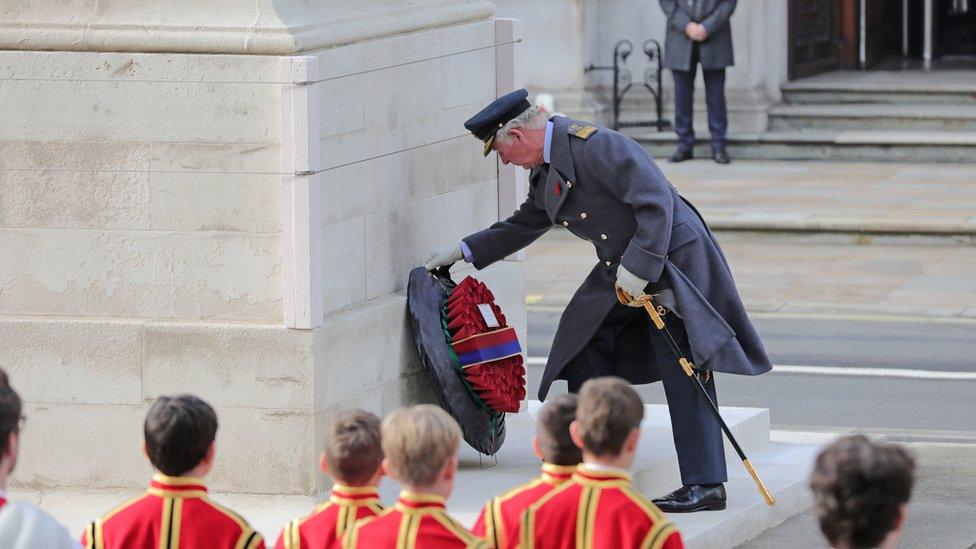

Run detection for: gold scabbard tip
[[743, 459, 776, 506], [678, 358, 695, 377]]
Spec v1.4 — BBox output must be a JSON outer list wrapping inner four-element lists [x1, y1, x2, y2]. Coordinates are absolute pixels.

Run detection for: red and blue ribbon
[[452, 326, 522, 368]]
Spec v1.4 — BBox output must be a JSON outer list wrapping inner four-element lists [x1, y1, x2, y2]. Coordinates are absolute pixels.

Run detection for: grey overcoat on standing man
[[660, 0, 736, 70], [462, 116, 771, 400]]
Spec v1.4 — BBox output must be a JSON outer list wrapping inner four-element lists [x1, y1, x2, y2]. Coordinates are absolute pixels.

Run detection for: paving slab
[[526, 229, 976, 320], [653, 159, 976, 235]]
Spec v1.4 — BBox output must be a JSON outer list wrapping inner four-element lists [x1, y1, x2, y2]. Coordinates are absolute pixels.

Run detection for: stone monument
[[0, 0, 526, 496]]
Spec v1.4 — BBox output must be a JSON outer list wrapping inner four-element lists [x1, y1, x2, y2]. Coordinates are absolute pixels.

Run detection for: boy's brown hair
[[536, 394, 582, 466], [324, 409, 384, 485], [381, 405, 461, 488], [0, 369, 22, 458], [576, 377, 644, 457], [810, 435, 915, 549], [144, 394, 218, 476]]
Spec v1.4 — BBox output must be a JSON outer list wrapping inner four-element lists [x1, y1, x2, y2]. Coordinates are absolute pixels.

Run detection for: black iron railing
[[586, 39, 671, 132]]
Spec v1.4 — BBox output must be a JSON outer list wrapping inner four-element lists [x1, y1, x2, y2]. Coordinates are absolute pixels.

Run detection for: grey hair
[[495, 105, 548, 145]]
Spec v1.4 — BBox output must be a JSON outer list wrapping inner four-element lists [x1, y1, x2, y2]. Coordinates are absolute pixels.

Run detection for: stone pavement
[[527, 229, 976, 319], [742, 443, 976, 548], [661, 159, 976, 235], [526, 159, 976, 319]]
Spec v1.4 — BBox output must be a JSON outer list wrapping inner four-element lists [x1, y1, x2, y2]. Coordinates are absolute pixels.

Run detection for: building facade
[[495, 0, 976, 155]]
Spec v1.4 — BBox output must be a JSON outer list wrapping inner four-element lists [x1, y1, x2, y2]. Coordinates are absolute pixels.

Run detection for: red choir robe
[[344, 491, 487, 549], [471, 463, 577, 549], [273, 484, 382, 549], [520, 465, 684, 549], [81, 474, 265, 549]]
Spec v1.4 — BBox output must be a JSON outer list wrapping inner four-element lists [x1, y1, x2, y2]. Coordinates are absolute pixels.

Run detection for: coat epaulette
[[568, 123, 598, 140]]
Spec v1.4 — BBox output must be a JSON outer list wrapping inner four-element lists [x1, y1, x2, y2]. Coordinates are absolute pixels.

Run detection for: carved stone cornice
[[0, 0, 495, 55]]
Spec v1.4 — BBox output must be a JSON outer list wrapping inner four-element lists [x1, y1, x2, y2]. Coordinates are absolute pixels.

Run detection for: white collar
[[543, 119, 554, 164], [581, 462, 630, 475]]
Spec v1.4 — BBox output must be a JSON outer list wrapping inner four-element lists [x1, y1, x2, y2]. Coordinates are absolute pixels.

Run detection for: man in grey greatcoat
[[660, 0, 736, 164], [423, 89, 772, 512]]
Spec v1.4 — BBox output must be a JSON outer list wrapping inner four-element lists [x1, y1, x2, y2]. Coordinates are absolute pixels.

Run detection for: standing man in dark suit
[[660, 0, 736, 164]]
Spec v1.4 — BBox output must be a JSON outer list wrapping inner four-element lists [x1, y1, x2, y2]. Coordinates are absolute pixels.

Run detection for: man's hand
[[615, 264, 649, 301], [685, 22, 708, 41], [423, 243, 463, 271]]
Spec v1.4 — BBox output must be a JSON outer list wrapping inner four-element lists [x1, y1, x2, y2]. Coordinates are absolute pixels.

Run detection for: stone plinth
[[1, 3, 526, 497]]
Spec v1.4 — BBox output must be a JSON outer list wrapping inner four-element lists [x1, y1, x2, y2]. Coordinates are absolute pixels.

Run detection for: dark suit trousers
[[562, 301, 728, 486], [671, 45, 728, 152]]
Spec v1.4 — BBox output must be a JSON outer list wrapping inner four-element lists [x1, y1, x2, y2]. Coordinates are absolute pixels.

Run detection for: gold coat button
[[580, 212, 588, 219], [605, 260, 611, 266], [562, 221, 569, 227], [600, 233, 608, 240]]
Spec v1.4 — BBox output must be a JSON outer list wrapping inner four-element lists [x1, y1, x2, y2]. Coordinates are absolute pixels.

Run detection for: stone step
[[781, 72, 976, 105], [630, 129, 976, 163], [453, 401, 772, 511], [674, 442, 818, 548], [768, 103, 976, 132], [19, 402, 818, 548]]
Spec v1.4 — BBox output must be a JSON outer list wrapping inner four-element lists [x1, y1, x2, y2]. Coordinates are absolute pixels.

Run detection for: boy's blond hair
[[576, 377, 644, 456], [324, 409, 383, 485], [381, 405, 461, 487]]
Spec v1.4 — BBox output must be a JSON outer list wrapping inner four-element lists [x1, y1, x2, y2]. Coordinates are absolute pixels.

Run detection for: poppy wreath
[[443, 276, 527, 413]]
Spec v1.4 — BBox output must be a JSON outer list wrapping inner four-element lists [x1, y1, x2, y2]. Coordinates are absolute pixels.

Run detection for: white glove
[[615, 264, 649, 301], [423, 243, 464, 271]]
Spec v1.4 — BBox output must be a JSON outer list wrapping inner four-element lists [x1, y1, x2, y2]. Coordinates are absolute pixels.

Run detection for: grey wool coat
[[463, 116, 772, 400], [659, 0, 736, 71]]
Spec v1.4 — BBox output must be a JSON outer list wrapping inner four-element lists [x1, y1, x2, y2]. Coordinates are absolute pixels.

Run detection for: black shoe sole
[[655, 501, 727, 513]]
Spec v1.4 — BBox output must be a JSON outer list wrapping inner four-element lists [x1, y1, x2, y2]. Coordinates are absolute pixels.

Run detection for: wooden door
[[788, 0, 844, 79]]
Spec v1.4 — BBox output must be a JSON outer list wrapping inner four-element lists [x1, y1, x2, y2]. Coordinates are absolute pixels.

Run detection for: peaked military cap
[[464, 88, 531, 156]]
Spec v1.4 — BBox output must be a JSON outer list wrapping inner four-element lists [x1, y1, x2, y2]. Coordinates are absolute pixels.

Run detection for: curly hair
[[810, 435, 915, 549]]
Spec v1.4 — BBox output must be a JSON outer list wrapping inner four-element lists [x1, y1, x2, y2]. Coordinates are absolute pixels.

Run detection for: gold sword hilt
[[616, 288, 661, 321], [617, 289, 696, 377]]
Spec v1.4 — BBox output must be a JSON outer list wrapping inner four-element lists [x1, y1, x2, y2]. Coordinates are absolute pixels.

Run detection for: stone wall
[[0, 5, 523, 496], [306, 19, 527, 486], [0, 48, 316, 494]]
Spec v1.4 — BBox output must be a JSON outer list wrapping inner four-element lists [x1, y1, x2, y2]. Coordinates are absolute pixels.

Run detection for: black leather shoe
[[653, 484, 727, 512], [712, 148, 730, 164], [668, 149, 693, 163]]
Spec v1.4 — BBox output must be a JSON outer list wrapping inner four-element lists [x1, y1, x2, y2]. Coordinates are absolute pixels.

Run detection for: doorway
[[864, 0, 976, 67], [788, 0, 976, 78]]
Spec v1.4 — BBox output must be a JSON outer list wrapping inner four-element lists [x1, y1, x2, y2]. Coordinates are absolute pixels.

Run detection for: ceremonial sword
[[616, 288, 776, 506]]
